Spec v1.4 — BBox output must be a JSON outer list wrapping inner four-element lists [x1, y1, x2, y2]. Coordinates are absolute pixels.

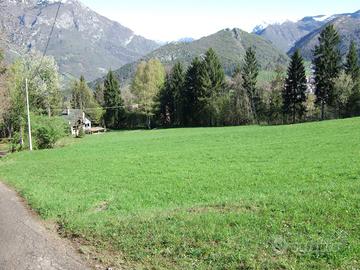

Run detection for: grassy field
[[0, 118, 359, 269]]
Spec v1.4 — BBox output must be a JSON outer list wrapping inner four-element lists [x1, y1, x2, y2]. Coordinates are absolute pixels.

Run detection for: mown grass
[[0, 118, 360, 269]]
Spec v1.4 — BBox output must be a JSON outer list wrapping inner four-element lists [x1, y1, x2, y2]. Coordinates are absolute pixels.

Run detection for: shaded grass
[[0, 118, 360, 269], [0, 139, 9, 152]]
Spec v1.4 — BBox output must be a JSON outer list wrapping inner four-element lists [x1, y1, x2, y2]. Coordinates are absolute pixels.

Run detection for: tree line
[[0, 24, 359, 150], [152, 25, 360, 127]]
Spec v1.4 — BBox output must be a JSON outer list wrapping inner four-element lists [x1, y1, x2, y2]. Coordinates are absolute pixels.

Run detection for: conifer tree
[[171, 62, 186, 125], [242, 47, 260, 123], [183, 57, 207, 126], [103, 70, 124, 129], [202, 48, 225, 96], [345, 41, 360, 81], [283, 50, 307, 123], [229, 65, 252, 125], [344, 41, 360, 116], [156, 74, 175, 126], [201, 48, 226, 126], [313, 24, 341, 120]]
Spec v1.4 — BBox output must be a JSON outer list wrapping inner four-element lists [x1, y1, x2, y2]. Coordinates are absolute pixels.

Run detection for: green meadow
[[0, 118, 359, 269]]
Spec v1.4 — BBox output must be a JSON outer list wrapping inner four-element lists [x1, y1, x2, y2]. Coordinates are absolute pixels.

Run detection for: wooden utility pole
[[25, 78, 33, 151]]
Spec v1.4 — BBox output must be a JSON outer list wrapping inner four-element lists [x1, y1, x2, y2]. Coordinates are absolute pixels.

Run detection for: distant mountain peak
[[0, 0, 160, 80], [254, 10, 360, 53], [177, 37, 194, 43]]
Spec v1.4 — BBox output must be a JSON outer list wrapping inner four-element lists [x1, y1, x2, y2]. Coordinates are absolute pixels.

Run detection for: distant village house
[[62, 109, 91, 136]]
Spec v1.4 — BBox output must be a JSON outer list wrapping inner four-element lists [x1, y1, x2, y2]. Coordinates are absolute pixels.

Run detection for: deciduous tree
[[131, 59, 165, 128]]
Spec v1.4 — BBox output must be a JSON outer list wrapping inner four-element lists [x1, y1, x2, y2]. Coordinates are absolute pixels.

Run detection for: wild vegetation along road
[[0, 182, 90, 270]]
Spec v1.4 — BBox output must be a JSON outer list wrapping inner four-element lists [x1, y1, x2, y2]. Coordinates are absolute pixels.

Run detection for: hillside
[[0, 0, 160, 80], [253, 17, 326, 52], [92, 28, 289, 87], [1, 118, 359, 269], [289, 11, 360, 59]]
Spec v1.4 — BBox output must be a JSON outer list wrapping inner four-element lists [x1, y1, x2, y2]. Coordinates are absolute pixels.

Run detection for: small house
[[62, 109, 92, 136]]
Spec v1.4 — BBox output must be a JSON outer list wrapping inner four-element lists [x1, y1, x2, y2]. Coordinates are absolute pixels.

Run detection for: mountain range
[[91, 28, 289, 88], [0, 0, 160, 80], [254, 10, 360, 60], [289, 10, 360, 60], [1, 0, 359, 86]]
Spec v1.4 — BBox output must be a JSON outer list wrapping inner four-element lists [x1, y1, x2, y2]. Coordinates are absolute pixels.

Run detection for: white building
[[62, 109, 92, 136]]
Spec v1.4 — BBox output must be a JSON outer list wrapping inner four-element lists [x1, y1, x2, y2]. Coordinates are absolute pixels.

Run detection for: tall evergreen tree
[[229, 65, 252, 125], [156, 62, 187, 126], [155, 74, 175, 126], [345, 41, 360, 81], [283, 50, 307, 123], [183, 57, 207, 126], [313, 24, 341, 120], [202, 48, 225, 95], [242, 47, 260, 123], [344, 41, 360, 116], [202, 48, 226, 126], [103, 70, 124, 129], [171, 62, 186, 125]]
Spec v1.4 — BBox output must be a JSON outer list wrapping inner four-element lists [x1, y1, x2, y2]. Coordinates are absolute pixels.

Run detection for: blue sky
[[81, 0, 360, 41]]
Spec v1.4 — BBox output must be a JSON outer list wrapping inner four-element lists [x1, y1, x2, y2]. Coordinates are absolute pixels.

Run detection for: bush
[[10, 132, 23, 152], [35, 126, 58, 149], [32, 114, 69, 150]]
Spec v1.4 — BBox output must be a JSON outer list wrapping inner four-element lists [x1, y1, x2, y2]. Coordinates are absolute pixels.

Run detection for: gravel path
[[0, 182, 90, 270]]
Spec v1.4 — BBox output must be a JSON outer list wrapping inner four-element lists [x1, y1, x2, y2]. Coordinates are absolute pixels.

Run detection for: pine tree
[[155, 74, 175, 126], [242, 47, 260, 123], [171, 62, 186, 125], [202, 48, 226, 126], [103, 70, 124, 129], [313, 24, 341, 120], [345, 41, 360, 117], [183, 57, 207, 126], [345, 41, 360, 81], [283, 50, 307, 124], [229, 65, 252, 125], [202, 48, 225, 95]]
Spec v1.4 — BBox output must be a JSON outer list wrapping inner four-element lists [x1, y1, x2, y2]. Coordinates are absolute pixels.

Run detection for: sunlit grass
[[1, 118, 359, 269]]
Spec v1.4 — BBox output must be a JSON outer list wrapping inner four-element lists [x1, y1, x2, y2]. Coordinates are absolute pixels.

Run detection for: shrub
[[10, 132, 23, 152], [32, 114, 69, 150], [35, 126, 58, 149]]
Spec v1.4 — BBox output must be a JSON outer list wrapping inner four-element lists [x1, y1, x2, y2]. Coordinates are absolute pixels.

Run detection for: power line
[[23, 1, 62, 151], [30, 1, 62, 81]]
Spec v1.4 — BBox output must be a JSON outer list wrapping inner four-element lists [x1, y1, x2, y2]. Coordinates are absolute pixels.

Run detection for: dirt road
[[0, 182, 90, 270]]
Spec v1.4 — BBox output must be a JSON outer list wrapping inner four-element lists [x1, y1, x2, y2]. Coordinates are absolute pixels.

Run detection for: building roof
[[62, 109, 86, 126]]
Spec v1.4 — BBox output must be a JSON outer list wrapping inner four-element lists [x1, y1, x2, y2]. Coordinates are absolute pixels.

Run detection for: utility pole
[[25, 78, 33, 151]]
